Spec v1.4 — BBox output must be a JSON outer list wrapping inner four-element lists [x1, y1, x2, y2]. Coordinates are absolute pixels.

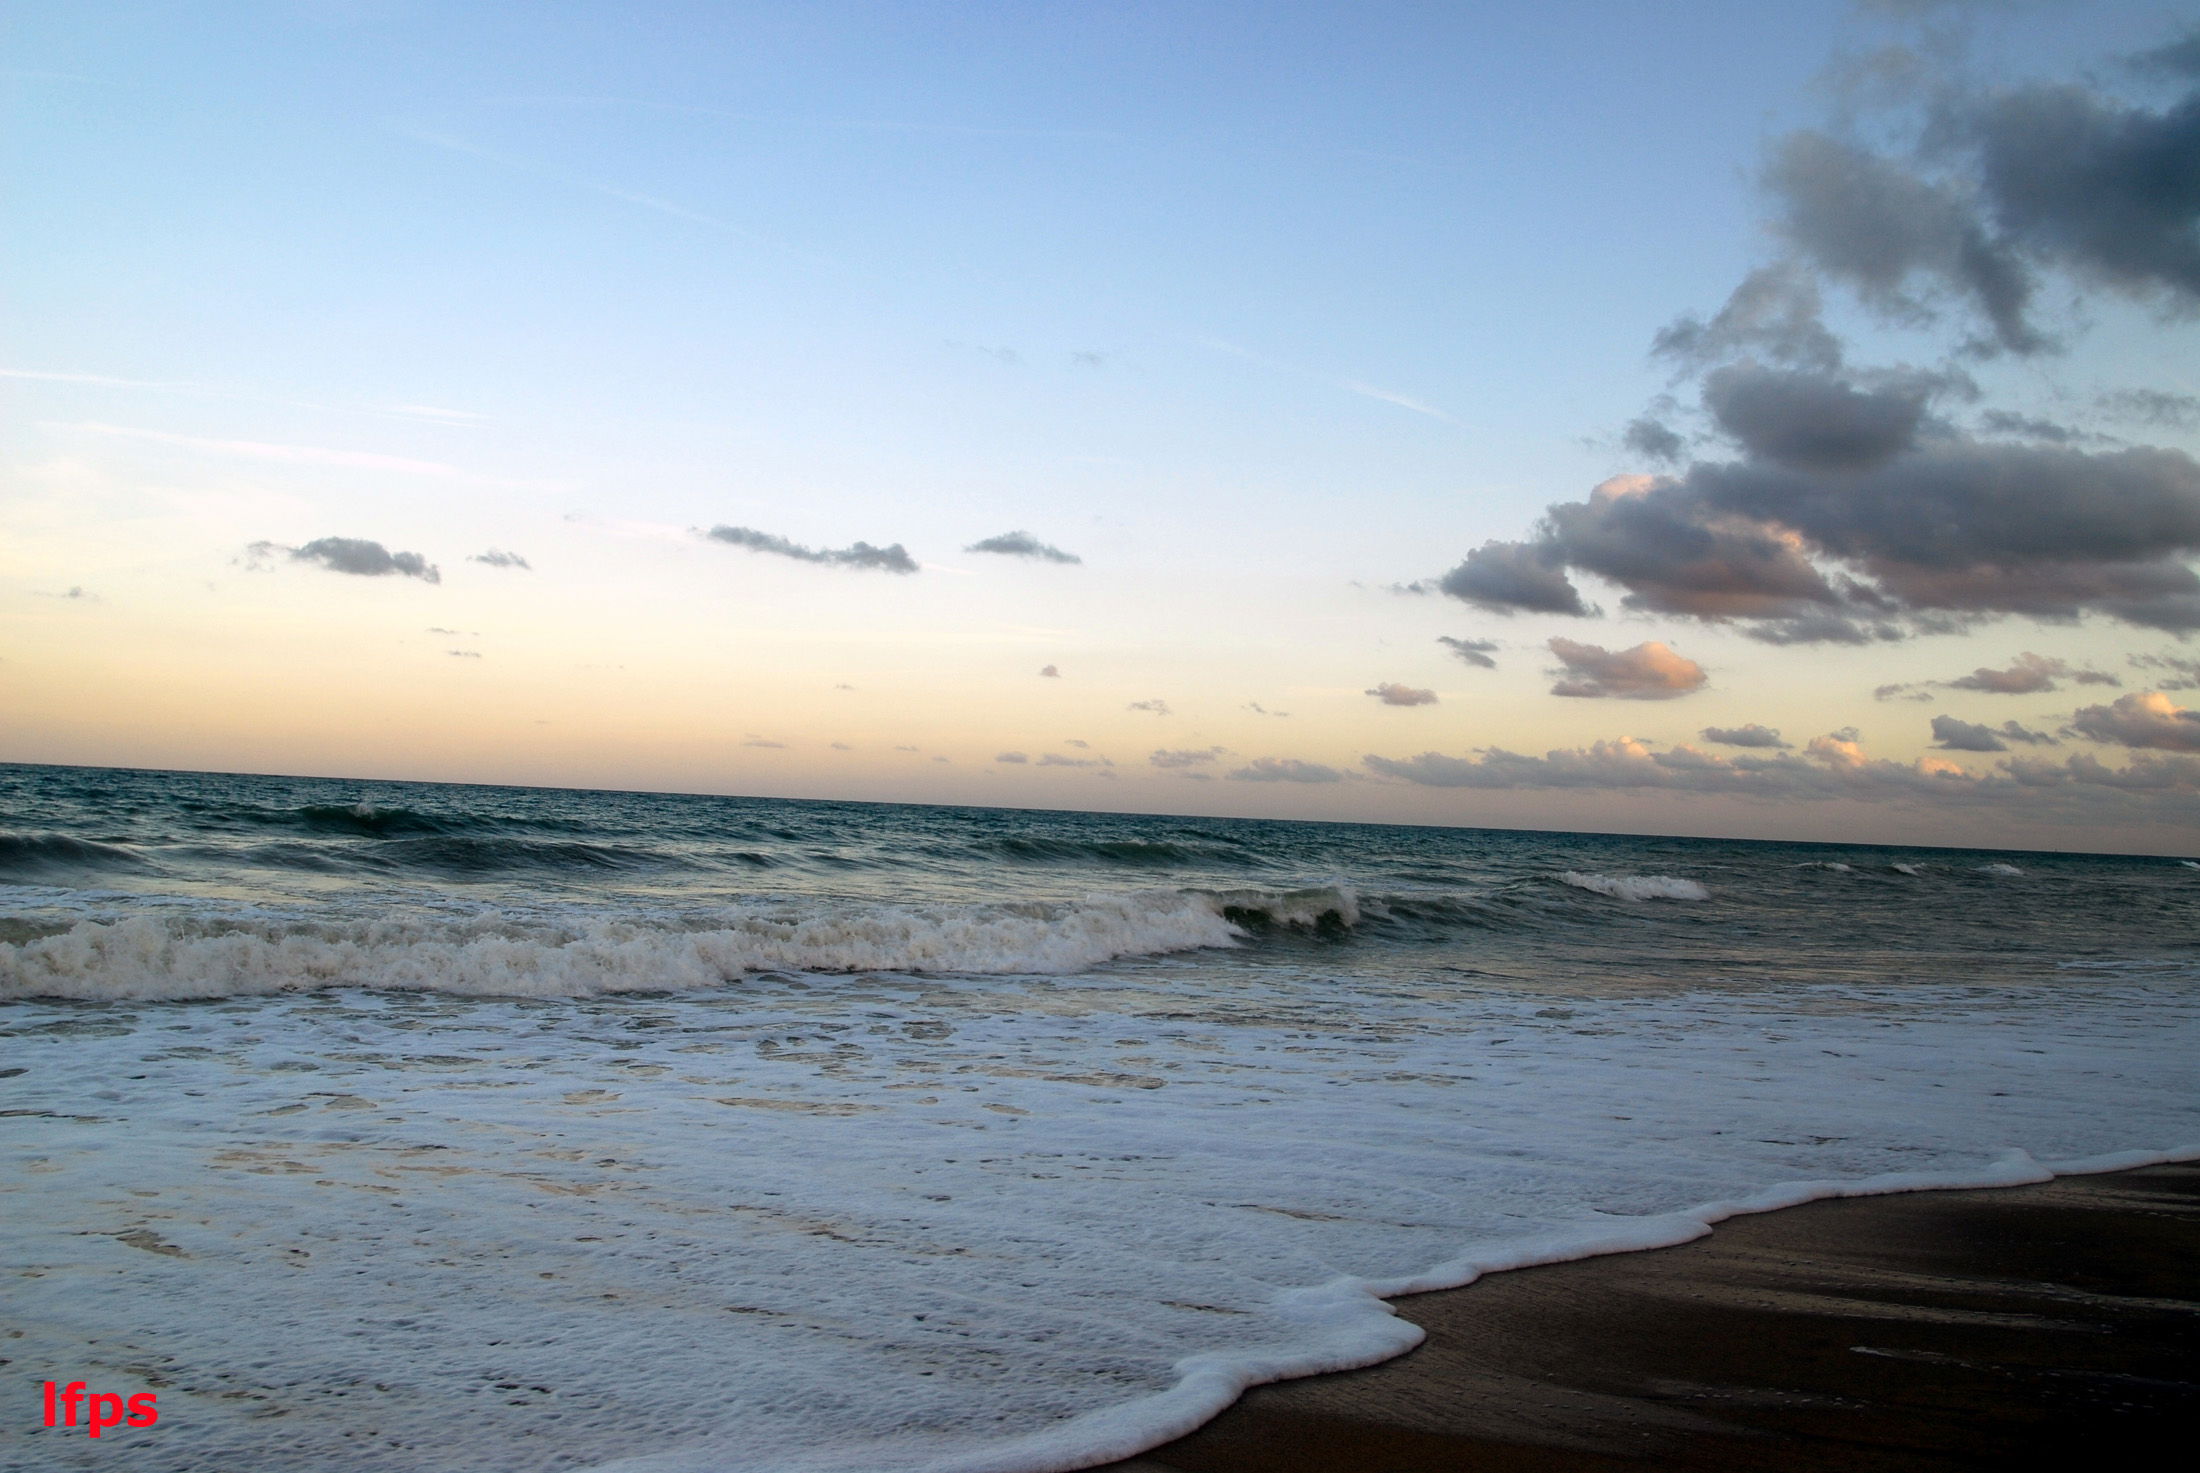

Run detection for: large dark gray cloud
[[1436, 32, 2200, 643], [965, 531, 1081, 564], [251, 536, 440, 583], [1444, 427, 2200, 636], [703, 525, 917, 573]]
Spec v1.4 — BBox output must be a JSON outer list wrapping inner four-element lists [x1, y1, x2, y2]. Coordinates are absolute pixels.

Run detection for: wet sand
[[1099, 1162, 2199, 1471]]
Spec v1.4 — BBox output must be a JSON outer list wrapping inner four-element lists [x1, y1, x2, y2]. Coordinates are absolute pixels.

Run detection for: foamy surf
[[6, 978, 2196, 1473], [1559, 871, 1711, 901], [0, 892, 1250, 1001]]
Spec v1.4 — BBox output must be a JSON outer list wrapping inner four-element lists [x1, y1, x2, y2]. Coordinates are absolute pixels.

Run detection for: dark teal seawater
[[3, 761, 2195, 998]]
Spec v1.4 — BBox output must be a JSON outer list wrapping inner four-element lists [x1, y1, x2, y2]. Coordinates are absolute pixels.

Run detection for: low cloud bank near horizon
[[1362, 721, 2200, 820], [702, 525, 917, 573], [1228, 756, 1343, 783]]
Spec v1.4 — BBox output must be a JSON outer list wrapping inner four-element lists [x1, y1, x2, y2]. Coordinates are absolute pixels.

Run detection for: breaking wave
[[0, 891, 1252, 1002], [1560, 871, 1711, 902]]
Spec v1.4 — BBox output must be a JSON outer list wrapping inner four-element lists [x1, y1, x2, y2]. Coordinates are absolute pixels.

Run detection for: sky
[[5, 0, 2200, 853]]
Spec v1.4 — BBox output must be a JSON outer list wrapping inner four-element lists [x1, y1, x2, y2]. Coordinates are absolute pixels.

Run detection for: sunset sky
[[5, 0, 2199, 852]]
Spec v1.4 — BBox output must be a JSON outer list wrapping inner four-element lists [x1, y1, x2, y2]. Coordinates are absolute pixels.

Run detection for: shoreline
[[1096, 1162, 2200, 1472]]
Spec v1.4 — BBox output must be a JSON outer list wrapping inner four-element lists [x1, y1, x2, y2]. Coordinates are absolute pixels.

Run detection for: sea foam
[[1559, 871, 1711, 901], [0, 894, 1251, 1002], [4, 977, 2194, 1473]]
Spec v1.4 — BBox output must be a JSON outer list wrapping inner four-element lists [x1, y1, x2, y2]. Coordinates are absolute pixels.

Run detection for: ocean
[[4, 760, 2197, 1472]]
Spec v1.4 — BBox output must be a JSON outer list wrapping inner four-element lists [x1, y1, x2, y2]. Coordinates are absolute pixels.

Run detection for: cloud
[[2098, 388, 2200, 429], [447, 649, 482, 659], [1227, 756, 1343, 783], [2069, 691, 2200, 751], [470, 549, 531, 570], [1547, 638, 1707, 700], [1366, 682, 1438, 706], [1977, 410, 2104, 446], [1245, 701, 1291, 717], [1341, 380, 1456, 422], [1149, 747, 1224, 769], [966, 531, 1081, 565], [250, 536, 440, 583], [1439, 539, 1591, 616], [1444, 399, 2200, 637], [830, 742, 853, 751], [1037, 753, 1111, 768], [1432, 34, 2200, 643], [1128, 699, 1172, 716], [743, 739, 787, 749], [1623, 416, 1688, 464], [702, 525, 917, 574], [1944, 651, 2117, 693], [1040, 665, 1061, 678], [996, 751, 1030, 764], [1362, 731, 2200, 812], [1932, 715, 2010, 751], [2130, 653, 2200, 690], [1875, 681, 1936, 702], [1064, 739, 1090, 748], [1700, 723, 1789, 748], [1437, 636, 1498, 669]]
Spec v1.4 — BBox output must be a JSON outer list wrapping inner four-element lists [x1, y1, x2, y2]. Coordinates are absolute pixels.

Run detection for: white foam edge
[[581, 1139, 2200, 1473]]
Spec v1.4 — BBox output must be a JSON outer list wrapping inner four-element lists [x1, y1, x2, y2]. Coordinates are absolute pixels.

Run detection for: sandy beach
[[1102, 1163, 2200, 1472]]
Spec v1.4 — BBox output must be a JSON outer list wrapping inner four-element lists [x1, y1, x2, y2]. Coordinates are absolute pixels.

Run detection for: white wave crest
[[1560, 871, 1710, 902], [1891, 862, 1924, 876], [0, 892, 1246, 1002], [1979, 863, 2023, 877]]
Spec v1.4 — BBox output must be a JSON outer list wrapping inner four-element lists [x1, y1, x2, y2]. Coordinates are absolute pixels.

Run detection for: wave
[[1979, 862, 2023, 877], [1201, 882, 1360, 936], [217, 801, 598, 840], [1560, 871, 1711, 902], [1891, 862, 1924, 876], [0, 831, 155, 879], [0, 891, 1250, 1001], [977, 835, 1260, 869]]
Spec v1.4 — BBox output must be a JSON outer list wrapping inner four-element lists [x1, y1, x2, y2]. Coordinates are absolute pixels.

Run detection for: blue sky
[[6, 1, 2200, 851]]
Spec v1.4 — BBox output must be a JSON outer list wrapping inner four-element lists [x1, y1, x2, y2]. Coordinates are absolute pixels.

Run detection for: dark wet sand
[[1098, 1162, 2199, 1472]]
